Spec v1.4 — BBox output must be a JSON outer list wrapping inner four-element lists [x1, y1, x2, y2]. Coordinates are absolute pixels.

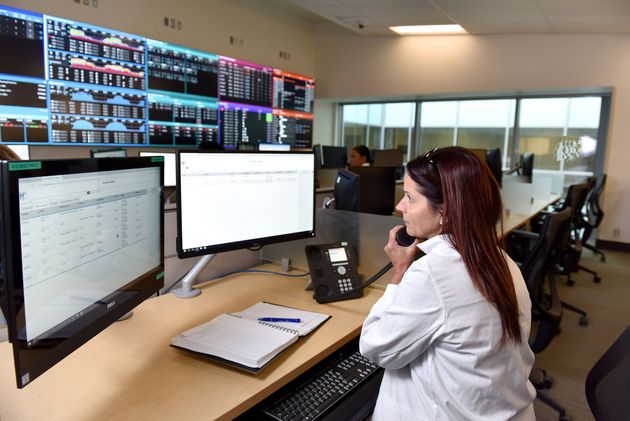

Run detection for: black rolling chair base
[[537, 390, 572, 421], [561, 301, 589, 326]]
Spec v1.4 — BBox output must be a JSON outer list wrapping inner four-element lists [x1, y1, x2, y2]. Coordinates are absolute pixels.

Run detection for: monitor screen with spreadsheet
[[0, 157, 164, 388], [139, 151, 176, 186], [176, 150, 315, 258]]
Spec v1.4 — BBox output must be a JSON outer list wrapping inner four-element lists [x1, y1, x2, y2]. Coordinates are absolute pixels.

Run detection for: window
[[341, 102, 415, 162], [340, 93, 606, 189]]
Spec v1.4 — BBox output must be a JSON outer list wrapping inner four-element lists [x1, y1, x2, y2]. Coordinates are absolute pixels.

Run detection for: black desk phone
[[305, 228, 416, 303]]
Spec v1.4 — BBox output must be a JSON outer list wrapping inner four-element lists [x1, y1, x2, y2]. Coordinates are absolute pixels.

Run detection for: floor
[[532, 248, 630, 421]]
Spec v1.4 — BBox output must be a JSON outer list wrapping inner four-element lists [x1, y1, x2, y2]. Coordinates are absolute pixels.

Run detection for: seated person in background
[[0, 145, 21, 161], [360, 146, 535, 420], [348, 145, 372, 167]]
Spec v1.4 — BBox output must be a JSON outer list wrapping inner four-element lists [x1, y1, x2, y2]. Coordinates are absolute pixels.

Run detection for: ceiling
[[279, 0, 630, 36]]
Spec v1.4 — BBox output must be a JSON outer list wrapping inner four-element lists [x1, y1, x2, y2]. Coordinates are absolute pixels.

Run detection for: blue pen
[[258, 317, 301, 323]]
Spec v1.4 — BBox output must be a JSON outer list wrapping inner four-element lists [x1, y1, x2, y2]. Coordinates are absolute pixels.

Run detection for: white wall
[[313, 23, 630, 245]]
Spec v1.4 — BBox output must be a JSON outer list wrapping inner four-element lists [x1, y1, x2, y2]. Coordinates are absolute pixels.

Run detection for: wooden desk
[[0, 265, 383, 421], [503, 195, 561, 234]]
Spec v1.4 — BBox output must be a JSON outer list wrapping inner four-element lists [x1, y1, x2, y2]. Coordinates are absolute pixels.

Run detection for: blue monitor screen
[[0, 5, 314, 149]]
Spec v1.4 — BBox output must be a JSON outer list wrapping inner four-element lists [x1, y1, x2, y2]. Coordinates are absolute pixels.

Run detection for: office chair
[[585, 325, 630, 421], [558, 181, 602, 285], [547, 182, 594, 326], [508, 208, 573, 421], [568, 178, 602, 284], [579, 174, 607, 263]]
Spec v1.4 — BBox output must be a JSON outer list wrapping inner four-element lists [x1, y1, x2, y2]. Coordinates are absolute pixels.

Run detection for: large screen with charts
[[0, 4, 314, 149], [176, 150, 315, 258], [0, 157, 164, 388]]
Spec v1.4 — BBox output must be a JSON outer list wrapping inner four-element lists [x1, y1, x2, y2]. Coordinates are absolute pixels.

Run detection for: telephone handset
[[395, 226, 416, 247], [305, 227, 417, 303]]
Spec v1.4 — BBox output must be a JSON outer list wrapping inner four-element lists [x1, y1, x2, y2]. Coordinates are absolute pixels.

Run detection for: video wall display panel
[[0, 4, 314, 149], [272, 70, 314, 114]]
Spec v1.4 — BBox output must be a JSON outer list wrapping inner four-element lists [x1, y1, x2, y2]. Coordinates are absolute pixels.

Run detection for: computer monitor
[[176, 151, 315, 258], [372, 149, 403, 167], [485, 147, 503, 187], [258, 143, 291, 151], [139, 151, 176, 186], [334, 167, 397, 215], [520, 152, 534, 179], [468, 148, 488, 164], [312, 144, 323, 170], [0, 157, 164, 388], [333, 169, 361, 212], [90, 148, 127, 158], [321, 145, 348, 169], [7, 145, 30, 160]]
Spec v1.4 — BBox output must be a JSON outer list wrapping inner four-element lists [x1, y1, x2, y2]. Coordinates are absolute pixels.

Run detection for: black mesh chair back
[[525, 208, 572, 353], [586, 174, 607, 229], [585, 325, 630, 421]]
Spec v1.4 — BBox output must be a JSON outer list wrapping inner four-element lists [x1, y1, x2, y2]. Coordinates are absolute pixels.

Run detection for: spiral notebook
[[170, 302, 330, 372]]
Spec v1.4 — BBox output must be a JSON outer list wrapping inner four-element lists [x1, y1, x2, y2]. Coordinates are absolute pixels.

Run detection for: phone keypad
[[337, 278, 354, 294]]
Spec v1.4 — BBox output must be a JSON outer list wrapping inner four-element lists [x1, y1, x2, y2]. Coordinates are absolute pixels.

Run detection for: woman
[[348, 145, 372, 167], [360, 146, 535, 420]]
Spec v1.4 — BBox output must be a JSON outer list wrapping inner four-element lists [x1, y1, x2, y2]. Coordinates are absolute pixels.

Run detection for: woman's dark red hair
[[406, 146, 521, 346]]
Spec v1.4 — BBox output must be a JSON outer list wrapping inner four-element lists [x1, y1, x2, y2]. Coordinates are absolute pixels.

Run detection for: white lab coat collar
[[418, 234, 455, 255]]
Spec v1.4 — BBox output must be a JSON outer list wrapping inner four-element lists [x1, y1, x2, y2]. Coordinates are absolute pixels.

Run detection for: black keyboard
[[247, 338, 382, 421]]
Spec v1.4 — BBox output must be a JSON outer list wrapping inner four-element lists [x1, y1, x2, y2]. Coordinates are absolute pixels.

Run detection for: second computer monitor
[[176, 150, 316, 258], [139, 151, 176, 187], [468, 147, 503, 187], [520, 152, 534, 179], [485, 148, 503, 187], [334, 167, 397, 215], [259, 143, 291, 151], [90, 148, 127, 158], [321, 145, 348, 169], [372, 149, 403, 167], [7, 145, 30, 160]]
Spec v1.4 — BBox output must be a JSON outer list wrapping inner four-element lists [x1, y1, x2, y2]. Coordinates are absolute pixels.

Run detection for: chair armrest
[[509, 230, 540, 240]]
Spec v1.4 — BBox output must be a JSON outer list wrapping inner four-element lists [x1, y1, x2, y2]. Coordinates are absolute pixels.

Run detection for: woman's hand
[[384, 225, 419, 285]]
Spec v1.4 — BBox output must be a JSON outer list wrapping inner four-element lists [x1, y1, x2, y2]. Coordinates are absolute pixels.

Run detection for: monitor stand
[[172, 254, 215, 298], [117, 311, 133, 321]]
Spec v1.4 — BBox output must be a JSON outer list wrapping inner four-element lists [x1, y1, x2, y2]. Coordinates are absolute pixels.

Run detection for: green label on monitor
[[156, 271, 165, 280], [151, 156, 165, 163], [8, 161, 42, 171], [266, 113, 273, 123]]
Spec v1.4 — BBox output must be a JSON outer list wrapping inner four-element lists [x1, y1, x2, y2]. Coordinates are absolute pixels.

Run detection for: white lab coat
[[360, 234, 536, 421]]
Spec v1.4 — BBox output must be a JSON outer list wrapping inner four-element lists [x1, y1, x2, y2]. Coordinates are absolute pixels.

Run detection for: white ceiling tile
[[538, 0, 630, 11], [290, 0, 342, 6], [448, 9, 548, 23], [282, 0, 630, 36], [312, 5, 362, 17], [371, 15, 454, 26], [545, 8, 630, 24], [550, 23, 630, 33], [432, 0, 540, 12], [463, 20, 553, 34]]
